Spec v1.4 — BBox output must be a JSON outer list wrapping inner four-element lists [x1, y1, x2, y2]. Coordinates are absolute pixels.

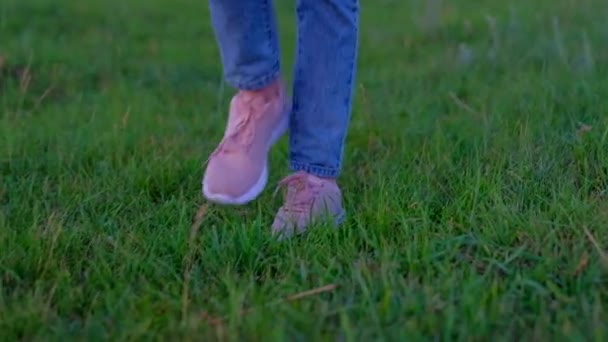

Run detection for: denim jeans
[[208, 0, 359, 178]]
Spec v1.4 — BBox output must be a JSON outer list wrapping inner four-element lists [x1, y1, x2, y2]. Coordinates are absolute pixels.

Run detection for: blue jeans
[[208, 0, 359, 178]]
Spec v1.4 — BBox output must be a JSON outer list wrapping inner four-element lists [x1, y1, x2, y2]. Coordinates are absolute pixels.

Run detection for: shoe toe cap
[[202, 154, 265, 202]]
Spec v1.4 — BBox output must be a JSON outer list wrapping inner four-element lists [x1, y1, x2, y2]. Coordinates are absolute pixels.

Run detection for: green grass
[[1, 0, 608, 340]]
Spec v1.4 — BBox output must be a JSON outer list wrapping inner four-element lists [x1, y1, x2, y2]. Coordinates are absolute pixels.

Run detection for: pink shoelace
[[274, 172, 320, 215], [208, 93, 259, 159]]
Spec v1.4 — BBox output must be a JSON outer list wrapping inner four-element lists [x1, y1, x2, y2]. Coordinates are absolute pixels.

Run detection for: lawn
[[1, 0, 608, 340]]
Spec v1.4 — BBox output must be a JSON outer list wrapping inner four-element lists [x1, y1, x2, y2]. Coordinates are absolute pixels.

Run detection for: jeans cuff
[[290, 161, 340, 178], [228, 63, 280, 91]]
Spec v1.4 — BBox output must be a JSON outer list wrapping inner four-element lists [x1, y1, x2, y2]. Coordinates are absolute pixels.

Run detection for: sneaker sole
[[202, 105, 289, 205]]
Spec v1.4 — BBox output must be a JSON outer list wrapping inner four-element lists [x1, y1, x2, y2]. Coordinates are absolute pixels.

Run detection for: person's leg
[[289, 0, 359, 178], [272, 0, 359, 238], [203, 0, 289, 205], [208, 0, 280, 90]]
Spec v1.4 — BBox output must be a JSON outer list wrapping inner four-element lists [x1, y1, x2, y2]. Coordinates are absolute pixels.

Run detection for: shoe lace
[[273, 172, 320, 214], [210, 94, 259, 158]]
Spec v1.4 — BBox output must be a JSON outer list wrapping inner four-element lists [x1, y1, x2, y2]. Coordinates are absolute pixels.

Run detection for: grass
[[1, 0, 608, 340]]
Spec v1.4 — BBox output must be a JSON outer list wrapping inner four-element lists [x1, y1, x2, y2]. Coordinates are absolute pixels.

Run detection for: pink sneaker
[[202, 80, 288, 205], [271, 171, 346, 239]]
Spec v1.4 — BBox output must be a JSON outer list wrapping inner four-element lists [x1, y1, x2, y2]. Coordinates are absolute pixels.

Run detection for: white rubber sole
[[202, 109, 289, 205]]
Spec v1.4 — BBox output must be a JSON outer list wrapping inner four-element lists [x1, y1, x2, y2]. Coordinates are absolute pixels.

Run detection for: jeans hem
[[290, 161, 340, 178], [228, 64, 280, 91]]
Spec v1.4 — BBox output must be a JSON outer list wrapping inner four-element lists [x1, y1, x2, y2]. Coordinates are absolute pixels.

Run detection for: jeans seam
[[290, 5, 304, 155], [338, 0, 359, 174], [333, 0, 359, 174], [262, 0, 278, 65]]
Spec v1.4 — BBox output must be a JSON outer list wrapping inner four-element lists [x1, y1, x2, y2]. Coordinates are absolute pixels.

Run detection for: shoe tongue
[[304, 174, 327, 188], [230, 95, 268, 124], [239, 91, 270, 107], [286, 184, 310, 206], [226, 97, 255, 132]]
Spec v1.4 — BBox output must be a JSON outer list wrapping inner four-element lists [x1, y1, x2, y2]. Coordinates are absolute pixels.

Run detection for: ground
[[1, 0, 608, 340]]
